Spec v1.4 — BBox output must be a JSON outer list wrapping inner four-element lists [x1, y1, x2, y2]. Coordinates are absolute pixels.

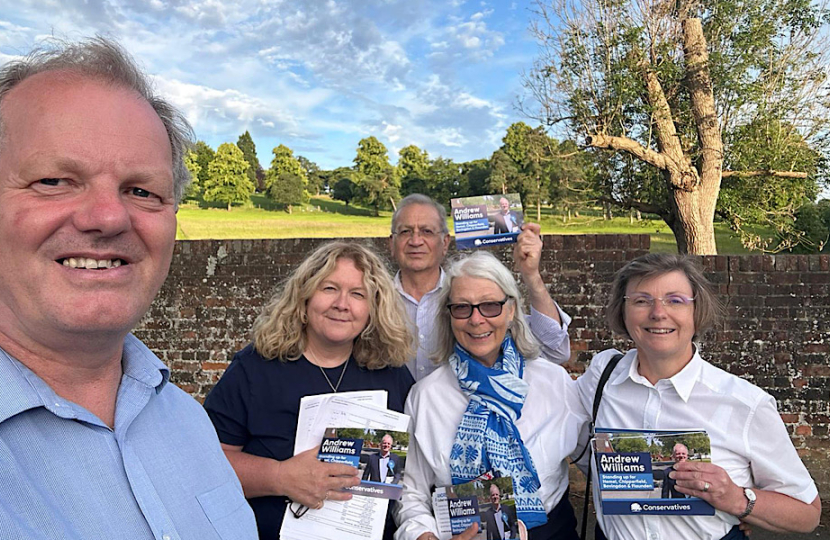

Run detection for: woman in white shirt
[[577, 253, 820, 540], [396, 251, 583, 540]]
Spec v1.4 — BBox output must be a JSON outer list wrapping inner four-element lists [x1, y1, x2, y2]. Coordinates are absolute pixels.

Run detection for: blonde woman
[[205, 242, 415, 540]]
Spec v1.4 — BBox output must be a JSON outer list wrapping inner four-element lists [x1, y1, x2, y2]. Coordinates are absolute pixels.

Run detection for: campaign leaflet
[[448, 496, 481, 536], [432, 473, 523, 540], [451, 193, 524, 250], [592, 428, 715, 516], [317, 427, 408, 500]]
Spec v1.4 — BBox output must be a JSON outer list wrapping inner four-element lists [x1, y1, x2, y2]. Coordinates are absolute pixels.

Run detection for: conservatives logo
[[630, 503, 643, 513]]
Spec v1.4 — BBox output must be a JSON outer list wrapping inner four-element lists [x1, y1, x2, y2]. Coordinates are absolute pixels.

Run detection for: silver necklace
[[307, 350, 348, 393]]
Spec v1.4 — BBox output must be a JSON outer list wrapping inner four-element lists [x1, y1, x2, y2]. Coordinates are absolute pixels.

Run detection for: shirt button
[[163, 534, 172, 540], [418, 366, 425, 372]]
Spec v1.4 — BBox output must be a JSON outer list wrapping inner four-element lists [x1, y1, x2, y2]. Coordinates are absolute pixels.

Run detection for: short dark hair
[[606, 253, 723, 340], [0, 36, 193, 203]]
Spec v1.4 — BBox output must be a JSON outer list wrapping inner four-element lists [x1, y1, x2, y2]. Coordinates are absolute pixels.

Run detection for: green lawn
[[176, 195, 759, 254]]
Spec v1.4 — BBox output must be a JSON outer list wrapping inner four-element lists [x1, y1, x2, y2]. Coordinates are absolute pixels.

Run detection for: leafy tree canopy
[[237, 131, 263, 190], [524, 0, 830, 253], [203, 143, 254, 210]]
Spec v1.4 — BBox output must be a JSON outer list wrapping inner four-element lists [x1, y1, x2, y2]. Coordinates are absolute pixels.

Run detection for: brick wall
[[134, 236, 830, 492]]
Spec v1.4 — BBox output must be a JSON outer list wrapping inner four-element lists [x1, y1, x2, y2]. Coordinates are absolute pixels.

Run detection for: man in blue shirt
[[0, 38, 257, 540]]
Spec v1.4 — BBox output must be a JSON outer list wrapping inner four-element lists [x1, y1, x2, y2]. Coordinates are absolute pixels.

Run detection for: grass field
[[176, 195, 759, 254]]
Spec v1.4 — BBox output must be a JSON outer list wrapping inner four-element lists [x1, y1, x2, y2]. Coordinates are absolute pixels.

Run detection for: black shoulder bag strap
[[577, 352, 624, 540]]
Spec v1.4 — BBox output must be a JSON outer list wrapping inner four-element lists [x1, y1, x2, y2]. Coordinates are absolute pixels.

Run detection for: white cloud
[[1, 0, 532, 169], [156, 78, 308, 138]]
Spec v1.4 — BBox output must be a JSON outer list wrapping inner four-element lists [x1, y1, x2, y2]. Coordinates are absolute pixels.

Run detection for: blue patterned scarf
[[448, 333, 547, 529]]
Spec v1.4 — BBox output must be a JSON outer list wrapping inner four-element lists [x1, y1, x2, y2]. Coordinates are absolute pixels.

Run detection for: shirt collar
[[394, 267, 445, 303], [613, 346, 703, 402], [0, 334, 169, 425], [122, 333, 170, 392]]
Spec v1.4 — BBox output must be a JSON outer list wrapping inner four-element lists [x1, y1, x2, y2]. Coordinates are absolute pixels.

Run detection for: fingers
[[668, 463, 743, 514], [319, 459, 361, 479], [514, 223, 542, 274], [325, 486, 355, 502], [283, 448, 359, 508], [520, 222, 541, 235], [453, 522, 480, 540]]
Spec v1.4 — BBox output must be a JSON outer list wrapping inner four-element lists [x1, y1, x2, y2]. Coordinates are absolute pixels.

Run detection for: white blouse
[[395, 358, 585, 540], [576, 348, 818, 540]]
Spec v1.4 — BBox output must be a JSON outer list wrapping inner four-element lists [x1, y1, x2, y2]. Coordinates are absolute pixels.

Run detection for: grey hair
[[431, 250, 540, 364], [391, 194, 449, 234], [0, 36, 193, 203]]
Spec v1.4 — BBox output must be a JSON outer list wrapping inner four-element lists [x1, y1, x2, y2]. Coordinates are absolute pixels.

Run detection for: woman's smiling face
[[449, 276, 514, 367], [624, 270, 696, 370]]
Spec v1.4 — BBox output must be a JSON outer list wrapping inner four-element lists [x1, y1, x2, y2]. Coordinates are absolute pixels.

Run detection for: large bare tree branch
[[683, 17, 723, 221], [585, 133, 668, 170]]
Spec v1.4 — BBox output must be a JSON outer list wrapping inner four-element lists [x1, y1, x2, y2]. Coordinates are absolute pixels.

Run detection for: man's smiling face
[[0, 72, 177, 347]]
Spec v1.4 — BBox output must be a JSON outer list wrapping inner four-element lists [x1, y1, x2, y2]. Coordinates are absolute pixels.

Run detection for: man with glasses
[[389, 194, 570, 381]]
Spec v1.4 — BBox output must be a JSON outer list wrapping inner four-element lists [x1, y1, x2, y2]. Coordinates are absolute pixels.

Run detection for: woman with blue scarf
[[396, 251, 584, 540]]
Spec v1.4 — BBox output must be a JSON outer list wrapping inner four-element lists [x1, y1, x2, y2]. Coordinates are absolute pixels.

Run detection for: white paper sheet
[[280, 496, 390, 540], [281, 392, 411, 540], [294, 391, 388, 453]]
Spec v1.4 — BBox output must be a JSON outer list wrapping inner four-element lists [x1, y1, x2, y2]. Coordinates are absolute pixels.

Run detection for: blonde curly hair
[[253, 241, 414, 369]]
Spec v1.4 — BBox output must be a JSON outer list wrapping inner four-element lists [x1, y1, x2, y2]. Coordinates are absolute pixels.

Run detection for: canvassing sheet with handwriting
[[281, 392, 410, 540]]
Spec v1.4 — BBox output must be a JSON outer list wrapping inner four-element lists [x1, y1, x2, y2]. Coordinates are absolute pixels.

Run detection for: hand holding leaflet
[[281, 396, 410, 540]]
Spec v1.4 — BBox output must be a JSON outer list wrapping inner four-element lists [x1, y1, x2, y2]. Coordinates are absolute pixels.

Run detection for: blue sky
[[1, 0, 544, 171]]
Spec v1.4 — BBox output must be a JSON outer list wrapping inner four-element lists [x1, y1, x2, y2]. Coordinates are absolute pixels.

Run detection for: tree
[[525, 0, 830, 254], [183, 150, 202, 200], [353, 137, 400, 215], [425, 157, 466, 203], [192, 141, 215, 189], [298, 156, 324, 195], [501, 122, 557, 221], [548, 140, 596, 222], [237, 131, 264, 191], [719, 119, 828, 251], [792, 199, 830, 253], [611, 436, 648, 453], [488, 149, 520, 195], [330, 167, 357, 206], [333, 177, 356, 206], [266, 144, 309, 206], [203, 143, 254, 210], [398, 144, 431, 196], [461, 159, 491, 197], [268, 173, 307, 213]]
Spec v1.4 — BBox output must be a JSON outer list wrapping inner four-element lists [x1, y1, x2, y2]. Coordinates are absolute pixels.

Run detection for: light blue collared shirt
[[0, 334, 257, 540]]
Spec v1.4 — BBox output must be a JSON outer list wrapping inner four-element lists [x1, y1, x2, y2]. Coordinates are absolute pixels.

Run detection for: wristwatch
[[737, 487, 756, 519]]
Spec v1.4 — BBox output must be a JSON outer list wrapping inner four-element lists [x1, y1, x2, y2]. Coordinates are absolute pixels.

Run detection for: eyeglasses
[[289, 501, 310, 519], [624, 294, 695, 309], [447, 299, 509, 319], [393, 227, 442, 240]]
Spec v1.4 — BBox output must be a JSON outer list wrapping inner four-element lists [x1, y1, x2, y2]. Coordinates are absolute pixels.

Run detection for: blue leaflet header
[[318, 437, 362, 467], [448, 497, 482, 535]]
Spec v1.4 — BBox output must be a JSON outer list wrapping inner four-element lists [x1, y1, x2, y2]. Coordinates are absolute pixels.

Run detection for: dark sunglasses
[[447, 299, 509, 319]]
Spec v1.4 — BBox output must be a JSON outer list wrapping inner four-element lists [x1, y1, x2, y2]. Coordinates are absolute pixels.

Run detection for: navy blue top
[[204, 344, 415, 540]]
